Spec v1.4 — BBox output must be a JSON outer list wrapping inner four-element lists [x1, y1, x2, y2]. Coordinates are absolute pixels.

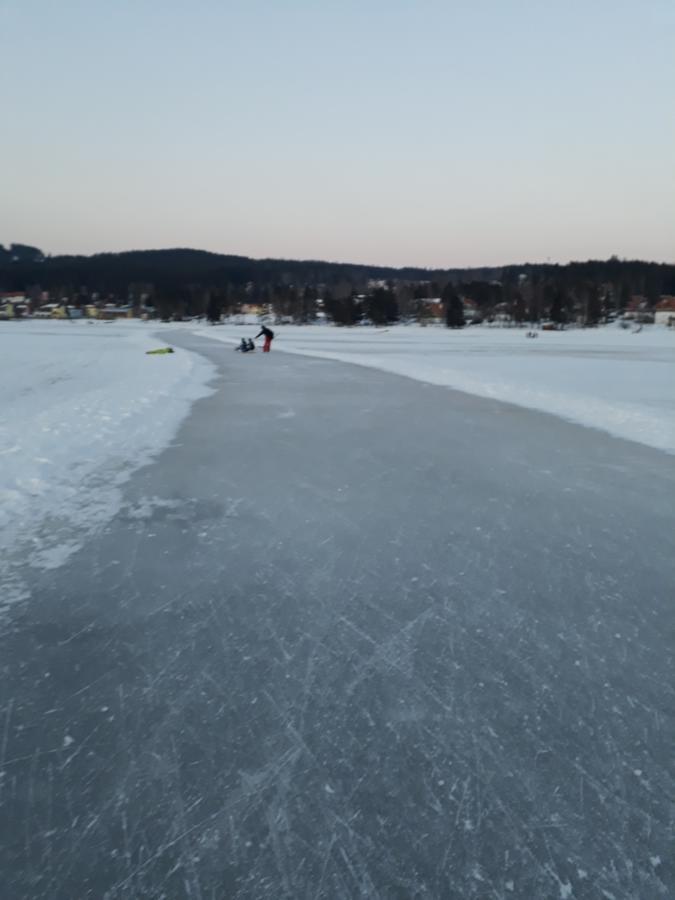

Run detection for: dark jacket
[[255, 326, 274, 340]]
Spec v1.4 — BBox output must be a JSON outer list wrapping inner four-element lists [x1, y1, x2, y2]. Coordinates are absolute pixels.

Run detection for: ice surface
[[0, 320, 214, 612], [1, 331, 673, 898], [192, 322, 675, 453]]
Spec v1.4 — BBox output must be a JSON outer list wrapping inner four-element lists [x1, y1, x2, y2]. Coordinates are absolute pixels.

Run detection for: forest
[[2, 243, 673, 326]]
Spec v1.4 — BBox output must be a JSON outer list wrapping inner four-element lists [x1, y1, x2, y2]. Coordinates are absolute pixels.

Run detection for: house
[[0, 291, 26, 304], [99, 304, 134, 319], [240, 303, 267, 316], [491, 302, 513, 325], [31, 302, 68, 319], [0, 292, 27, 319], [622, 295, 654, 323], [461, 298, 481, 321], [655, 296, 675, 327], [623, 295, 647, 318], [417, 298, 444, 324]]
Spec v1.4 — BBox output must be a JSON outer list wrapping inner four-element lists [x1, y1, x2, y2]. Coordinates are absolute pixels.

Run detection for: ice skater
[[255, 325, 275, 352]]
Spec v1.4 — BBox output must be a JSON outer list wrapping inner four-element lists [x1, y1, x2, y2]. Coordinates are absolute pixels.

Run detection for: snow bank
[[192, 322, 675, 454], [0, 320, 215, 612]]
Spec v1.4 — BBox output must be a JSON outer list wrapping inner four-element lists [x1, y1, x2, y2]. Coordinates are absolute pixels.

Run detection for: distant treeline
[[1, 244, 674, 325]]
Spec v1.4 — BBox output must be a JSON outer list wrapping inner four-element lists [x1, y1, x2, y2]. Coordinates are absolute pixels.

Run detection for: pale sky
[[2, 0, 674, 267]]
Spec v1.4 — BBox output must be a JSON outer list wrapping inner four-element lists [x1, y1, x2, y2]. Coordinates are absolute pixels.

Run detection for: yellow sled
[[146, 347, 175, 355]]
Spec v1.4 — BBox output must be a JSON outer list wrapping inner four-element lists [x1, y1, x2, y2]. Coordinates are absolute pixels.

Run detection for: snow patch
[[0, 321, 215, 613]]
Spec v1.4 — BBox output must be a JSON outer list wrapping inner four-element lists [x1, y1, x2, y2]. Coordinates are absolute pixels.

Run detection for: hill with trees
[[1, 243, 673, 325]]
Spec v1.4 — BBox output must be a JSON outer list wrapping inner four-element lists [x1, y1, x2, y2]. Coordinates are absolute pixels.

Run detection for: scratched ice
[[0, 330, 672, 899]]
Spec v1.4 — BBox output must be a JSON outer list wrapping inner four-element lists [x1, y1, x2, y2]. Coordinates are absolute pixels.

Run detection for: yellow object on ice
[[146, 347, 175, 355]]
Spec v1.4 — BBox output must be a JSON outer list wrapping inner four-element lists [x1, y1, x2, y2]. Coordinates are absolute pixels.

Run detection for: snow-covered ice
[[2, 328, 673, 899], [3, 318, 672, 611], [0, 320, 214, 611], [193, 322, 675, 453]]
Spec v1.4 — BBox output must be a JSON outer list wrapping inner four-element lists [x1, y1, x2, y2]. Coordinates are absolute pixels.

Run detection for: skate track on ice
[[1, 331, 673, 899]]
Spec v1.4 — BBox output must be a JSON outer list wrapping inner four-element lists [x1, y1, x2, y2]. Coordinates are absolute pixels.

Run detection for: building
[[623, 296, 653, 323], [99, 304, 134, 319], [461, 298, 481, 321], [31, 303, 67, 319], [0, 291, 26, 304], [417, 298, 444, 324], [0, 292, 27, 318], [624, 295, 647, 316], [240, 303, 267, 316], [655, 296, 675, 327]]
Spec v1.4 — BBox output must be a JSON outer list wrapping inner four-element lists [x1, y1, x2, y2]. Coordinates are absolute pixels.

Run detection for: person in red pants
[[255, 325, 275, 352]]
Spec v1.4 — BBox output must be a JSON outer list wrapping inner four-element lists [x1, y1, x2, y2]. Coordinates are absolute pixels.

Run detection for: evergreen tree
[[619, 281, 631, 312], [442, 284, 465, 328], [364, 287, 398, 325], [584, 283, 602, 326], [206, 292, 223, 323], [300, 285, 318, 323], [549, 288, 566, 324], [324, 290, 361, 325], [513, 293, 526, 324]]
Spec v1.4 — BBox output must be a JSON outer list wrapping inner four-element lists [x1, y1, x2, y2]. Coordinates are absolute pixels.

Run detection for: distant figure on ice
[[255, 325, 275, 353], [236, 338, 250, 352], [246, 338, 255, 351]]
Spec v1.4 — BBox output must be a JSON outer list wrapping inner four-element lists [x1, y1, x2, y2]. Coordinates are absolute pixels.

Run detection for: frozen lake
[[193, 321, 675, 454], [1, 329, 672, 899]]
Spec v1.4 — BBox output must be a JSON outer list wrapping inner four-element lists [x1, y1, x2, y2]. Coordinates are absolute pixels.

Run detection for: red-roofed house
[[655, 296, 675, 327], [626, 295, 647, 313]]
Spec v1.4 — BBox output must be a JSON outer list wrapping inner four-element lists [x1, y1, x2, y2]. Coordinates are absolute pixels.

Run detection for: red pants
[[263, 336, 272, 352]]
